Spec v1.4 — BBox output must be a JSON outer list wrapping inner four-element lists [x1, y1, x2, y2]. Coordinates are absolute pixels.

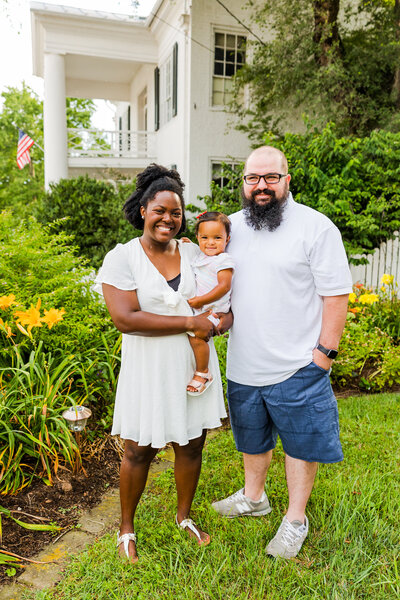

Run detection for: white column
[[43, 53, 68, 189]]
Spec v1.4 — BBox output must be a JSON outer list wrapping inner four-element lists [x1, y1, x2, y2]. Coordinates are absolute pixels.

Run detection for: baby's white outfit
[[191, 251, 235, 314], [94, 238, 226, 448]]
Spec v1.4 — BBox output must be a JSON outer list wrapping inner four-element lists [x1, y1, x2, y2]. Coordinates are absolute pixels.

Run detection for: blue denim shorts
[[227, 362, 343, 463]]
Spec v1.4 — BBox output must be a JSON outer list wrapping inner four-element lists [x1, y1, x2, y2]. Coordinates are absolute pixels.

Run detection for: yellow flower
[[0, 294, 16, 309], [14, 299, 42, 332], [41, 307, 65, 329], [349, 292, 357, 303], [358, 293, 379, 305], [381, 274, 394, 286]]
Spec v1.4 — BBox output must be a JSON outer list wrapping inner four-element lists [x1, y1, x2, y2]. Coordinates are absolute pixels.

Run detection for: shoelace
[[226, 489, 246, 504], [280, 520, 304, 547]]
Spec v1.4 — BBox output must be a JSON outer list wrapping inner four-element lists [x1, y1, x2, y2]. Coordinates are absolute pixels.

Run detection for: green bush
[[38, 175, 139, 268], [0, 210, 120, 428], [0, 210, 113, 353], [196, 125, 400, 264]]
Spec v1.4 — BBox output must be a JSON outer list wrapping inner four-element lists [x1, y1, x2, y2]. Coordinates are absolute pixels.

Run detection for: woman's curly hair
[[124, 163, 186, 233]]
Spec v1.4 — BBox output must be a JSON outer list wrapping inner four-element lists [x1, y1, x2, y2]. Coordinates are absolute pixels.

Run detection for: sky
[[0, 0, 156, 128]]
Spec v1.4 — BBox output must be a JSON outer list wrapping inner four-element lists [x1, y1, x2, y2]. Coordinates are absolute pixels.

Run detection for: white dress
[[191, 251, 235, 313], [94, 238, 227, 448]]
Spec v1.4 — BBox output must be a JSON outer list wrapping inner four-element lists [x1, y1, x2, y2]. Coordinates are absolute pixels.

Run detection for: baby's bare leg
[[187, 335, 210, 393]]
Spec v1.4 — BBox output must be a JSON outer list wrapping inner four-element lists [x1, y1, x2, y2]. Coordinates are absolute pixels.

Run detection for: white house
[[30, 1, 400, 287], [30, 0, 261, 203]]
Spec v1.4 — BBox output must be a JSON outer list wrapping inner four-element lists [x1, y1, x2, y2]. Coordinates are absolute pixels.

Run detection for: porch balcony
[[67, 128, 157, 171]]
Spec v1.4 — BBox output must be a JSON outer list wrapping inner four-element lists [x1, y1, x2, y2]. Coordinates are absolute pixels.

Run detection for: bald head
[[245, 146, 288, 175]]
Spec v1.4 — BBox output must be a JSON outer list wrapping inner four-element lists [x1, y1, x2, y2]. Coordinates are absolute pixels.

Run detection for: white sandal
[[175, 515, 210, 546], [187, 370, 213, 396], [116, 531, 137, 561]]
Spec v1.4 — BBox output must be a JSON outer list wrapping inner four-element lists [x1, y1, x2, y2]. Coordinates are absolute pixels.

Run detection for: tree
[[0, 84, 98, 216], [233, 0, 400, 140], [0, 84, 44, 216]]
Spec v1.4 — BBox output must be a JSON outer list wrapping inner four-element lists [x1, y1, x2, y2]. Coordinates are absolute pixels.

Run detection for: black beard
[[241, 187, 288, 231]]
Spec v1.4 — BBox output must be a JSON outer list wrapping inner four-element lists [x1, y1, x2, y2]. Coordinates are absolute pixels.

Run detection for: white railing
[[67, 128, 156, 159], [350, 232, 400, 292]]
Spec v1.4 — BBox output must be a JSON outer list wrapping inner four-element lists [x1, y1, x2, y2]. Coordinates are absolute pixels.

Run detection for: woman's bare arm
[[102, 283, 214, 340]]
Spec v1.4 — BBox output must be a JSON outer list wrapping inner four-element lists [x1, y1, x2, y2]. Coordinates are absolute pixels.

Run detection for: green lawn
[[27, 393, 400, 600]]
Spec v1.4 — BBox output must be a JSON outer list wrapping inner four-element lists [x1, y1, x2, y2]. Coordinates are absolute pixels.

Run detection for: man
[[212, 146, 352, 559]]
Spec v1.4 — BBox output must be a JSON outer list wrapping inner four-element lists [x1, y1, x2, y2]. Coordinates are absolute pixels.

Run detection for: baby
[[187, 211, 234, 395]]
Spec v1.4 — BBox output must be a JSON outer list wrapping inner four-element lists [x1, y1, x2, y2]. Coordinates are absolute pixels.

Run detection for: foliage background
[[194, 125, 400, 263], [233, 0, 400, 139]]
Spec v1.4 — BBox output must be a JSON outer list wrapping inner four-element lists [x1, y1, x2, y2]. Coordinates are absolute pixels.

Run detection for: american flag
[[17, 130, 35, 169]]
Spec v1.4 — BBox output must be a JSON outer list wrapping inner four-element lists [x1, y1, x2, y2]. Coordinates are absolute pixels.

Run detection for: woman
[[94, 164, 227, 564]]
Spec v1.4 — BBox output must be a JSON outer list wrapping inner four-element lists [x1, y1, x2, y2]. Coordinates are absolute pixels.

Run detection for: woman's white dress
[[94, 238, 226, 447]]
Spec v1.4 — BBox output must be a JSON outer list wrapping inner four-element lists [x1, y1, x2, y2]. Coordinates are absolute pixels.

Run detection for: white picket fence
[[350, 233, 400, 290]]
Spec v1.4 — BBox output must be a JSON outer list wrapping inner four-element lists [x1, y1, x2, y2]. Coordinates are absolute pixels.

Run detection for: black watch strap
[[316, 343, 338, 359]]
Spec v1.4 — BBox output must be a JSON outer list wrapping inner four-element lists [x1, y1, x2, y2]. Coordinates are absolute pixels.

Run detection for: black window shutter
[[172, 42, 178, 117], [154, 67, 160, 131]]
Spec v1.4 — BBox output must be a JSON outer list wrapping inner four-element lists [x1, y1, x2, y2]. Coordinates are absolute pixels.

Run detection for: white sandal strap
[[176, 516, 201, 541], [194, 371, 212, 381], [117, 531, 136, 558], [187, 378, 203, 390]]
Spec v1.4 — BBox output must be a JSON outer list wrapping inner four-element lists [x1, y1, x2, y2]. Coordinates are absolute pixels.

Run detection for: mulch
[[0, 436, 123, 587]]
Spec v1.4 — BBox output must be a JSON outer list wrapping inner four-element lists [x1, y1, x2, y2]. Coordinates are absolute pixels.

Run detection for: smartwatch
[[316, 343, 338, 359]]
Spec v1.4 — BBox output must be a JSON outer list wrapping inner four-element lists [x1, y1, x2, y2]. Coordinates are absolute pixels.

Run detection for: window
[[160, 54, 173, 126], [155, 43, 178, 129], [211, 160, 242, 188], [212, 32, 246, 106]]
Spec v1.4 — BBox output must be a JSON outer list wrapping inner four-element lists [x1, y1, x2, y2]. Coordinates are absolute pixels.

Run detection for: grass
[[25, 393, 400, 600]]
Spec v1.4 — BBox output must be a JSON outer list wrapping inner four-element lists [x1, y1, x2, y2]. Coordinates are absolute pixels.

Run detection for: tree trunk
[[313, 0, 343, 66], [392, 0, 400, 108]]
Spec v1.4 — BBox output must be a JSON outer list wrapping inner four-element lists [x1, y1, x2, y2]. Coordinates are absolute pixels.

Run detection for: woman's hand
[[188, 296, 204, 310], [189, 311, 215, 341]]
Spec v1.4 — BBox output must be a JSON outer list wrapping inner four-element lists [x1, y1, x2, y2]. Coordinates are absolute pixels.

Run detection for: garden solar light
[[62, 405, 92, 432]]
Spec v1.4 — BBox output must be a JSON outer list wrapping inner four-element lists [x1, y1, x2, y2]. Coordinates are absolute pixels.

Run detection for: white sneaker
[[266, 515, 309, 558], [211, 488, 272, 518]]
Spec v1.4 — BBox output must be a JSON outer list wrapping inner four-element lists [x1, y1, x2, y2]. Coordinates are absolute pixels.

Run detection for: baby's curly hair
[[195, 211, 231, 237], [124, 163, 186, 233]]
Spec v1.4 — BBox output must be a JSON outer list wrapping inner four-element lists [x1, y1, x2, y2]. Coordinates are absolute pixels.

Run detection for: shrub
[[0, 210, 113, 355], [0, 211, 120, 432], [38, 175, 139, 268]]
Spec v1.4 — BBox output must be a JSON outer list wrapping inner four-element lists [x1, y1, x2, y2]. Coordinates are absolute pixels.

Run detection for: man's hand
[[213, 311, 233, 335], [188, 296, 204, 310], [312, 347, 333, 371]]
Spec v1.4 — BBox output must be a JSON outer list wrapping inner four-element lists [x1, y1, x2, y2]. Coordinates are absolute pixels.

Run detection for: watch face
[[327, 349, 338, 358]]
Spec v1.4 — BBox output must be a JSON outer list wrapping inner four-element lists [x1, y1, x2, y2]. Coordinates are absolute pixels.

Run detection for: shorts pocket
[[310, 395, 339, 432], [310, 361, 331, 374]]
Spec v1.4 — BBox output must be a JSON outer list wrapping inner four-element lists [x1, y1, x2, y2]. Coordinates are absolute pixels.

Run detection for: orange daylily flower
[[348, 307, 361, 314], [41, 307, 66, 329], [14, 299, 43, 332], [0, 294, 16, 309]]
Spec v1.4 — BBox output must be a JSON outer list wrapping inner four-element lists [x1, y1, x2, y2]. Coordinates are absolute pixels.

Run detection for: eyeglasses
[[243, 173, 287, 185]]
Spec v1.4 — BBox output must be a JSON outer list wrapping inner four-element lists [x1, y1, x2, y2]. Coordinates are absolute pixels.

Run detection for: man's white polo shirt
[[226, 194, 353, 386]]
